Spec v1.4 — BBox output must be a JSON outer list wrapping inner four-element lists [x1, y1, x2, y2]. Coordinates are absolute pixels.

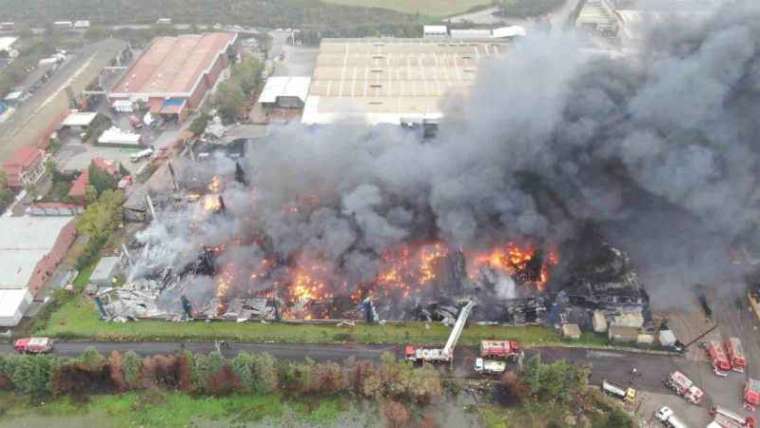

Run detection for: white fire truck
[[405, 301, 475, 365], [474, 358, 507, 374]]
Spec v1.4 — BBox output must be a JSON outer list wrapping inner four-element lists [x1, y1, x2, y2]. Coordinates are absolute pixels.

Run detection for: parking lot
[[645, 300, 760, 427], [54, 139, 146, 175]]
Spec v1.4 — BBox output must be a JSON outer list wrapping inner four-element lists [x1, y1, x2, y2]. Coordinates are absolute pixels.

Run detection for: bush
[[79, 346, 106, 369], [9, 354, 57, 396], [521, 355, 589, 405], [122, 351, 143, 389]]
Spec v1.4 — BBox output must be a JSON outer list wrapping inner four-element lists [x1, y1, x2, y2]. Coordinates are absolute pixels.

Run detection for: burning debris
[[105, 4, 760, 327]]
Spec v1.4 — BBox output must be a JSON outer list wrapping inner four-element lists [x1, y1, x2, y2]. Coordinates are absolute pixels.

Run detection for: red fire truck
[[480, 340, 521, 360], [665, 370, 704, 404], [711, 406, 757, 428], [725, 337, 747, 373], [705, 340, 732, 375], [744, 379, 760, 411], [14, 337, 54, 354]]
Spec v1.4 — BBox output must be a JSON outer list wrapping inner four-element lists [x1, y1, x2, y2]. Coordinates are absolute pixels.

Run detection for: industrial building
[[109, 33, 237, 122], [258, 76, 311, 110], [576, 0, 619, 37], [302, 38, 506, 126], [0, 289, 33, 327], [0, 216, 76, 326]]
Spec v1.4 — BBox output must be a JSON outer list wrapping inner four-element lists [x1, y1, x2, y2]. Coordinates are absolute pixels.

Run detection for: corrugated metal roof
[[0, 289, 32, 327], [258, 76, 311, 104], [302, 38, 505, 125], [0, 216, 74, 290], [111, 33, 236, 96], [62, 111, 98, 127]]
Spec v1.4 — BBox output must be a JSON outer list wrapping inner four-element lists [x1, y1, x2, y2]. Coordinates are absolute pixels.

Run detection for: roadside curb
[[530, 344, 682, 357]]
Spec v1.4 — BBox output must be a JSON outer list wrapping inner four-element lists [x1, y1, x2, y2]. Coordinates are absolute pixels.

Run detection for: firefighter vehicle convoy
[[701, 338, 748, 376], [404, 301, 523, 376]]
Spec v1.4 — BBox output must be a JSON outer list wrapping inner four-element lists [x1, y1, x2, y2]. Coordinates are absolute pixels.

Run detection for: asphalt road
[[0, 340, 684, 393]]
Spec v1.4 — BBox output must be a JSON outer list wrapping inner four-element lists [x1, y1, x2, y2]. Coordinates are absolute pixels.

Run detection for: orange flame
[[468, 242, 558, 290], [202, 195, 221, 212], [208, 175, 223, 193]]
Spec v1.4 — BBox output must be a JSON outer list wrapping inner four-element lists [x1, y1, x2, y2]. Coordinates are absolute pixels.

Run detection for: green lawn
[[38, 252, 609, 347], [0, 391, 348, 428], [320, 0, 492, 17], [40, 294, 574, 346]]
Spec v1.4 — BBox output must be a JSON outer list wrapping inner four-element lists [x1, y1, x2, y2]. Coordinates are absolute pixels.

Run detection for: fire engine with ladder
[[710, 406, 757, 428], [405, 301, 475, 365]]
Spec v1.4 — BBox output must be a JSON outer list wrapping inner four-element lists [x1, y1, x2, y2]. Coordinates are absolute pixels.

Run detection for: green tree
[[189, 112, 211, 136], [10, 355, 57, 396], [122, 351, 143, 389], [84, 185, 98, 205], [0, 171, 15, 209], [521, 355, 588, 405], [88, 161, 117, 195], [215, 81, 246, 124], [79, 346, 106, 369], [233, 58, 263, 95], [605, 408, 634, 428], [76, 189, 125, 237], [231, 352, 255, 392]]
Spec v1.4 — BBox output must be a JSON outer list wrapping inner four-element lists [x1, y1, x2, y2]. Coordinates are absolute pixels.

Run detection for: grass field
[[37, 256, 611, 347], [320, 0, 492, 17], [37, 293, 615, 348], [39, 294, 567, 345], [0, 391, 349, 428]]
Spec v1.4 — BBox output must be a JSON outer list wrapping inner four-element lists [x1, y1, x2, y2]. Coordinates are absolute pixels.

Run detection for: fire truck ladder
[[442, 300, 476, 362], [682, 323, 718, 349]]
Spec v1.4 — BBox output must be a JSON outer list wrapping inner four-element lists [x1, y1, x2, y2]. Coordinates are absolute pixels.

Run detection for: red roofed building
[[2, 147, 48, 190], [92, 157, 119, 176], [68, 158, 120, 205], [68, 170, 90, 204], [109, 32, 237, 122], [27, 220, 77, 296]]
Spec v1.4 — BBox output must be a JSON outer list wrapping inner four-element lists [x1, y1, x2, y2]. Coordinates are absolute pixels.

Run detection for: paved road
[[0, 340, 684, 392]]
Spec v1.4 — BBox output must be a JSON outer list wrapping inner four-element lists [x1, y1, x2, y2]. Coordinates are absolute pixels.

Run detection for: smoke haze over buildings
[[136, 1, 760, 310]]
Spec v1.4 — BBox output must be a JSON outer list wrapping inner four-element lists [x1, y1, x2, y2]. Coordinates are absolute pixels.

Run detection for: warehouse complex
[[0, 216, 77, 326], [301, 38, 506, 126], [109, 32, 237, 122]]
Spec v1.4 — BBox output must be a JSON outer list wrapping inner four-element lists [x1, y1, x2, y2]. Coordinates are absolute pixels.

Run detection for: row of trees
[[214, 57, 264, 124], [496, 355, 633, 428], [0, 349, 444, 406], [75, 189, 125, 269], [1, 0, 418, 32]]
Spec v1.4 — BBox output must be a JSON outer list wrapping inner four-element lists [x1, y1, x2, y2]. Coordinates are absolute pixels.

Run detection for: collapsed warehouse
[[100, 144, 651, 332], [100, 4, 760, 335]]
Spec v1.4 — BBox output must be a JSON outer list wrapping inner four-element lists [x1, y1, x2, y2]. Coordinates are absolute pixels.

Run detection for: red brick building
[[2, 147, 48, 190]]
